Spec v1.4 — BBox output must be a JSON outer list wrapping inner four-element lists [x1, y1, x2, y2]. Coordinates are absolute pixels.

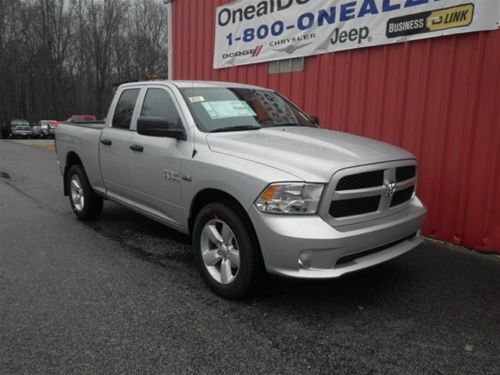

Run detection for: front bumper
[[249, 197, 426, 278]]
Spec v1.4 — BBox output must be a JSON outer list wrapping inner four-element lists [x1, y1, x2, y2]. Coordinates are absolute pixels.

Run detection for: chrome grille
[[326, 162, 417, 222]]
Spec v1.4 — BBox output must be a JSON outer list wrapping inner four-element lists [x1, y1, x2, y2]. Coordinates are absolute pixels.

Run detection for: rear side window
[[141, 88, 182, 129], [113, 89, 140, 129]]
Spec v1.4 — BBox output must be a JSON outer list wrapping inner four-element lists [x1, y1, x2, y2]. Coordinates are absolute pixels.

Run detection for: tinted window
[[141, 89, 182, 129], [113, 89, 140, 129]]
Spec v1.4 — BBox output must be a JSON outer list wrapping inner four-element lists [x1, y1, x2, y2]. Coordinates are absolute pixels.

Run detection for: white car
[[39, 120, 57, 138], [10, 119, 32, 138]]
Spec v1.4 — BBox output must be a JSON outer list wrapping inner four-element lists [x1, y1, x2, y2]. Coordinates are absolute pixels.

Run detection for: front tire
[[193, 202, 264, 299], [67, 164, 103, 221]]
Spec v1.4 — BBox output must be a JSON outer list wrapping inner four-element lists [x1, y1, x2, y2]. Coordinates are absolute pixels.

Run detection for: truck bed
[[56, 121, 106, 193], [61, 121, 105, 130]]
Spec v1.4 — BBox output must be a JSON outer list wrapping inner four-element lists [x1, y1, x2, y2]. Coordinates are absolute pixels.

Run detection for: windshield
[[11, 120, 29, 127], [180, 87, 316, 132]]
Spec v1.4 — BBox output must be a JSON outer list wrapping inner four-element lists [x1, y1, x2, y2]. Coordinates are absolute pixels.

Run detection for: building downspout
[[164, 0, 174, 80]]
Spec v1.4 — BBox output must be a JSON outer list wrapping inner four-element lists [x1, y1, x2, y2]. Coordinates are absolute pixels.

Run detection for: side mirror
[[310, 115, 320, 127], [137, 116, 187, 140]]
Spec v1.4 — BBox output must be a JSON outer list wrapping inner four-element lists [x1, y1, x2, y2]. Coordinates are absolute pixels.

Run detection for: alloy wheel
[[200, 219, 240, 284]]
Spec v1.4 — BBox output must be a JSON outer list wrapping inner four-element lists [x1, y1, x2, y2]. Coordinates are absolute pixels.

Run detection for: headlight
[[255, 183, 324, 215]]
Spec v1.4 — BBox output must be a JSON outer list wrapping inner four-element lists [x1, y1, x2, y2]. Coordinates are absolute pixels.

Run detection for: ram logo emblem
[[385, 182, 397, 197]]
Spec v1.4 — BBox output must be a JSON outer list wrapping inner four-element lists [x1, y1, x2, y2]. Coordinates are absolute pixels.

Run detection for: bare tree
[[0, 0, 168, 122], [128, 0, 168, 80]]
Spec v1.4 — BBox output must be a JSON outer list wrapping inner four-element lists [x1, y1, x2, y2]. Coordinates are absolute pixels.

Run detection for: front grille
[[396, 166, 416, 182], [328, 163, 417, 222], [329, 196, 380, 218], [391, 186, 414, 207], [336, 170, 384, 191]]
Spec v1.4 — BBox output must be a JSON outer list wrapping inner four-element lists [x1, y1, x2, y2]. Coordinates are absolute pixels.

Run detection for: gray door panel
[[100, 87, 141, 201], [129, 135, 185, 226], [128, 87, 190, 227], [100, 128, 131, 200]]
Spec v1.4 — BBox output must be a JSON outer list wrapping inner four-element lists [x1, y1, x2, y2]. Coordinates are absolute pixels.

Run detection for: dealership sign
[[214, 0, 500, 69]]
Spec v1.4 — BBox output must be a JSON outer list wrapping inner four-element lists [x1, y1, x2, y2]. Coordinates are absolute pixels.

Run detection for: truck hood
[[206, 127, 415, 182]]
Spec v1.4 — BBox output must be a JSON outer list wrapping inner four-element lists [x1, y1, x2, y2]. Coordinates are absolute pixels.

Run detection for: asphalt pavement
[[1, 139, 499, 374]]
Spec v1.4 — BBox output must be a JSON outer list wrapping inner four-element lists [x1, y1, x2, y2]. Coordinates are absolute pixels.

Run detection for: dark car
[[31, 123, 42, 138], [0, 122, 10, 139]]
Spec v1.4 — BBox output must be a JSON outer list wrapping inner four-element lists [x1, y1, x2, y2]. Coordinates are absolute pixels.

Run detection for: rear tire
[[193, 201, 264, 299], [67, 164, 103, 221]]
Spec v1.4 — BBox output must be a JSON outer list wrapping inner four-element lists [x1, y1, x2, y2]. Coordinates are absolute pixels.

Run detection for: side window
[[141, 88, 182, 129], [112, 89, 140, 129]]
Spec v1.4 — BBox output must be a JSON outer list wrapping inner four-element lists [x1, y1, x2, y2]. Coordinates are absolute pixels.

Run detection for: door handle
[[101, 139, 112, 146], [130, 144, 144, 152]]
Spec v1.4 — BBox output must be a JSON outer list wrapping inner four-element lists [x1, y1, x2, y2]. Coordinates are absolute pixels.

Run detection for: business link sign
[[214, 0, 500, 69]]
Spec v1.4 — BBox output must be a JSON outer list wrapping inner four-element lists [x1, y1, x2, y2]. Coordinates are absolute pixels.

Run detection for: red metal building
[[172, 0, 500, 253]]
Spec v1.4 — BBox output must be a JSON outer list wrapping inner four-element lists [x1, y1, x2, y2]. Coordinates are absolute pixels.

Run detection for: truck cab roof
[[119, 80, 270, 91]]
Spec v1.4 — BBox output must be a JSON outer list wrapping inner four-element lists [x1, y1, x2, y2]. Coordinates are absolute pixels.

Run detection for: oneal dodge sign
[[214, 0, 500, 69]]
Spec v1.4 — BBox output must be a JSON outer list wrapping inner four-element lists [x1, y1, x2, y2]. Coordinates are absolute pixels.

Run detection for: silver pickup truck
[[56, 81, 426, 298]]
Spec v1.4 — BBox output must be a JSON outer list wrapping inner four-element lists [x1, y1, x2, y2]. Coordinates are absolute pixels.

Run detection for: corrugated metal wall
[[172, 0, 500, 253]]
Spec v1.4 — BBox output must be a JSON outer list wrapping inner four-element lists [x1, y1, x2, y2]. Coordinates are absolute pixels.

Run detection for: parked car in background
[[48, 121, 61, 138], [66, 115, 97, 123], [10, 119, 32, 138], [31, 123, 42, 138], [39, 120, 56, 138]]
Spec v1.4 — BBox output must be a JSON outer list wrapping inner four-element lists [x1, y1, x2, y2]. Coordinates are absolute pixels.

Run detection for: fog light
[[298, 251, 312, 269]]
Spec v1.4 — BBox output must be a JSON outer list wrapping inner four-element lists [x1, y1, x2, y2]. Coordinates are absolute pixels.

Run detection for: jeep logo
[[331, 26, 370, 46]]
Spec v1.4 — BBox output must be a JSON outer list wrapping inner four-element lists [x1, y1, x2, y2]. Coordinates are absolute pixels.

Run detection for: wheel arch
[[189, 188, 267, 296], [188, 189, 261, 253], [63, 152, 84, 196]]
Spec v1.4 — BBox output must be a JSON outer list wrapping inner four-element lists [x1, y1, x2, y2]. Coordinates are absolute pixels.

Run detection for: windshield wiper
[[210, 125, 261, 133]]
